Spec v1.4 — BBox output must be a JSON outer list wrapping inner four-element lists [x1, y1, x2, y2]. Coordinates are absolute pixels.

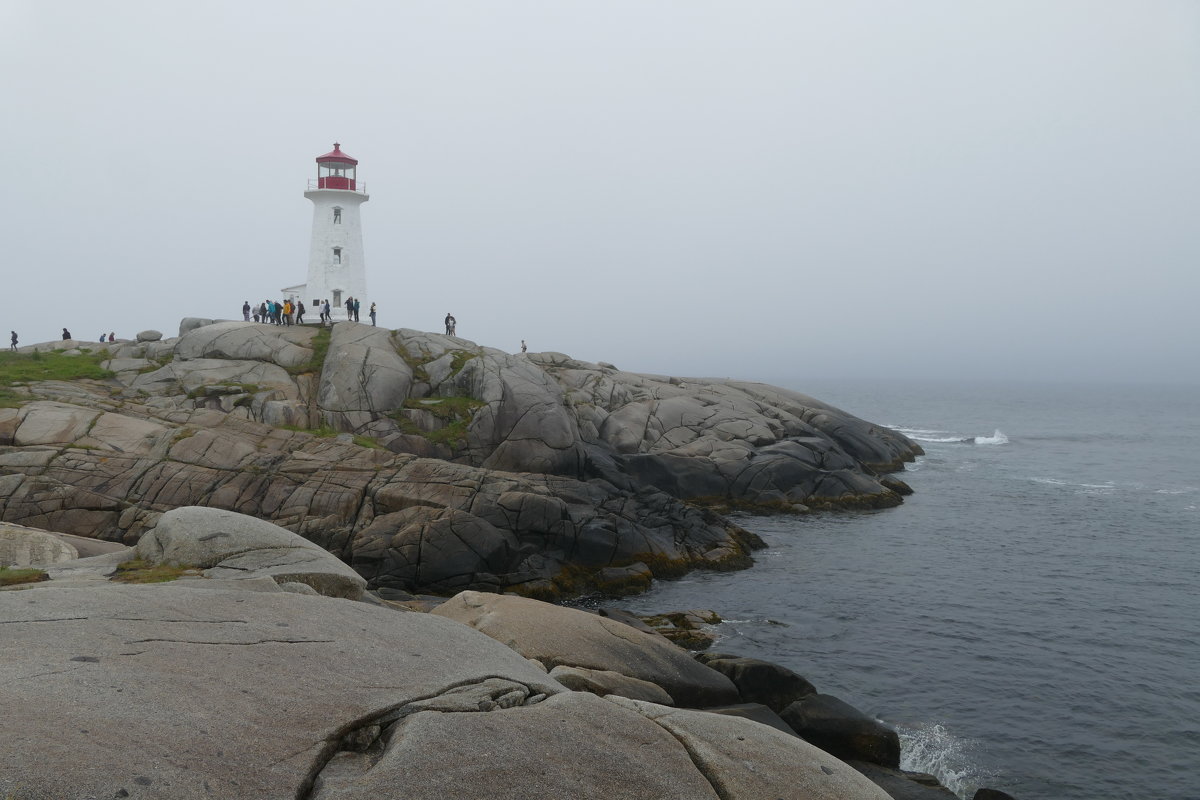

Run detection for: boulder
[[431, 591, 740, 707], [696, 652, 818, 712], [0, 522, 77, 566], [697, 702, 799, 737], [135, 506, 367, 599], [973, 790, 1019, 800], [317, 323, 413, 431], [137, 329, 163, 342], [780, 693, 901, 769], [174, 320, 317, 370], [608, 697, 894, 800], [548, 665, 675, 705]]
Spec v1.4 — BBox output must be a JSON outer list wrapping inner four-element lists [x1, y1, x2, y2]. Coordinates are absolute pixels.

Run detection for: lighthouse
[[284, 143, 369, 321]]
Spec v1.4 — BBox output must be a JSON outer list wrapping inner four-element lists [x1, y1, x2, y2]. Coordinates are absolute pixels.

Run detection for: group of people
[[444, 313, 457, 336], [242, 297, 378, 327], [245, 299, 305, 326], [97, 332, 115, 342]]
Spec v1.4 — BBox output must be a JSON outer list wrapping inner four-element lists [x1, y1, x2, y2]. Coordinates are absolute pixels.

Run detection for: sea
[[612, 379, 1200, 800]]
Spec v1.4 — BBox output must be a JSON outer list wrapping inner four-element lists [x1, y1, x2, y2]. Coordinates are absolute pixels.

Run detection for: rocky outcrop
[[0, 394, 753, 598], [0, 321, 920, 596]]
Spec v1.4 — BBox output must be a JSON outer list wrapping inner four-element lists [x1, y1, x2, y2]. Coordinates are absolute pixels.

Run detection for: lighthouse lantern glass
[[318, 162, 357, 190]]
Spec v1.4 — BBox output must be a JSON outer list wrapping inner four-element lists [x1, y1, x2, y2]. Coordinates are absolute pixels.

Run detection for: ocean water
[[613, 380, 1200, 800]]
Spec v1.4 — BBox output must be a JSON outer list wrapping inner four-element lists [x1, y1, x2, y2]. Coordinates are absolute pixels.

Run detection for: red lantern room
[[315, 142, 359, 190]]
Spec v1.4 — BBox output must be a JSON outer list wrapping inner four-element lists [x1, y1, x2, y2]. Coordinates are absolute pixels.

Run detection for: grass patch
[[390, 395, 484, 449], [111, 558, 195, 584], [0, 566, 49, 587], [277, 423, 379, 449], [449, 349, 477, 375], [0, 350, 114, 390], [396, 343, 431, 382], [289, 327, 332, 375], [0, 387, 27, 408], [403, 395, 484, 420]]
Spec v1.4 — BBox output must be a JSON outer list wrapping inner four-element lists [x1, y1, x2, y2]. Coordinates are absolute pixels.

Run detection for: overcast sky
[[3, 1, 1197, 386]]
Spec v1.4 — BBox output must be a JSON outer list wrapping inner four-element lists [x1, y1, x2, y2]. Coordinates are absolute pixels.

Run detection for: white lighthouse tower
[[285, 143, 369, 321]]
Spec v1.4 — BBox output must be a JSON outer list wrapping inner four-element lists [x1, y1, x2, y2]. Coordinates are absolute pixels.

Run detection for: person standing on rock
[[10, 331, 17, 351], [242, 301, 251, 321], [108, 332, 115, 343], [444, 313, 453, 335], [369, 302, 377, 326], [353, 298, 361, 322], [521, 339, 527, 353], [62, 328, 71, 341]]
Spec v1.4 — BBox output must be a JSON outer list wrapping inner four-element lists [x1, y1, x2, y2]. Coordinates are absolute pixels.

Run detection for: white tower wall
[[302, 188, 369, 320]]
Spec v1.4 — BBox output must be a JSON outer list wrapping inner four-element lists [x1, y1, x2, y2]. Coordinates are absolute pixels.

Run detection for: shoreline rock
[[1, 513, 1019, 799], [0, 320, 920, 598]]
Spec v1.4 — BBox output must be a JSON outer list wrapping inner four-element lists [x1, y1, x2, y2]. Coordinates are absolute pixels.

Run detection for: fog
[[4, 1, 1197, 386]]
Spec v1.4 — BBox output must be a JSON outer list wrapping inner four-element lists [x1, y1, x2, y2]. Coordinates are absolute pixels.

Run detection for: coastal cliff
[[0, 320, 921, 598], [0, 325, 1018, 800]]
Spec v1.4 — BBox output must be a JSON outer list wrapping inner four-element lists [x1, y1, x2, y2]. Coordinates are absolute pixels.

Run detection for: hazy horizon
[[4, 2, 1197, 387]]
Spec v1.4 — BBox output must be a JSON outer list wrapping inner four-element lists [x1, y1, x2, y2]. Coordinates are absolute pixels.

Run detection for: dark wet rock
[[780, 693, 901, 769], [696, 652, 818, 712], [973, 789, 1019, 800], [849, 761, 961, 799]]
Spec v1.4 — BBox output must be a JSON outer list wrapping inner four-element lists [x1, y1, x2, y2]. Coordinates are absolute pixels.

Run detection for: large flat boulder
[[431, 591, 739, 707], [135, 506, 367, 599], [0, 583, 562, 800]]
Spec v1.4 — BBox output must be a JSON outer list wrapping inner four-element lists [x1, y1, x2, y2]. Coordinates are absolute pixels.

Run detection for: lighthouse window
[[333, 247, 342, 264], [333, 207, 342, 224]]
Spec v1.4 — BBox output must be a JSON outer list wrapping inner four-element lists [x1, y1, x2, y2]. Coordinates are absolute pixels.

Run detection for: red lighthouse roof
[[316, 142, 358, 165]]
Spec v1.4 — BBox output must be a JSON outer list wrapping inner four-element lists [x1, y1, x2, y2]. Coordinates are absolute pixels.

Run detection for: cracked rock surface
[[2, 580, 897, 800], [1, 321, 920, 596], [0, 582, 563, 800]]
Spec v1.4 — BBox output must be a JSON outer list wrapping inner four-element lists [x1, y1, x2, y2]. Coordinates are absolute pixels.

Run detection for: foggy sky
[[3, 1, 1198, 386]]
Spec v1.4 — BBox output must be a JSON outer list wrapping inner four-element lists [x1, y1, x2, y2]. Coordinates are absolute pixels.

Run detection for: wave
[[896, 720, 994, 799], [893, 427, 1009, 446]]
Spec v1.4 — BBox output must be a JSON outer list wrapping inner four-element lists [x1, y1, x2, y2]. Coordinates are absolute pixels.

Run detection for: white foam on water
[[896, 720, 992, 799], [892, 426, 1008, 445]]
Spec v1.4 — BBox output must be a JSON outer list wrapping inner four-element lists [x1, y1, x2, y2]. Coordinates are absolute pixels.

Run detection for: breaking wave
[[896, 720, 995, 799], [893, 427, 1009, 446]]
